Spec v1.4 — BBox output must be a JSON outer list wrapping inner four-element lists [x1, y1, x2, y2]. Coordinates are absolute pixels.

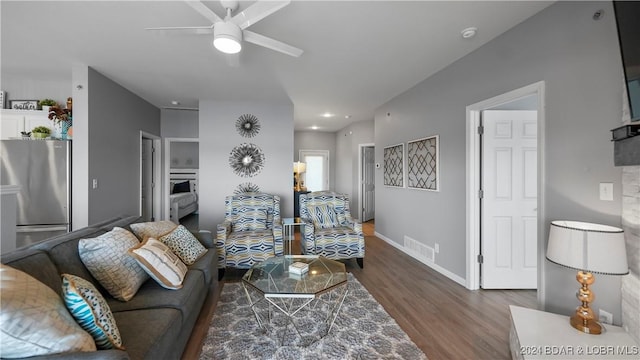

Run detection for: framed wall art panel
[[407, 135, 439, 191], [383, 143, 404, 187]]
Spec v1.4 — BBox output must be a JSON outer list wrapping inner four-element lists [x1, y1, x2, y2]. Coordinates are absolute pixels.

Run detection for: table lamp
[[546, 220, 628, 335], [293, 161, 306, 191]]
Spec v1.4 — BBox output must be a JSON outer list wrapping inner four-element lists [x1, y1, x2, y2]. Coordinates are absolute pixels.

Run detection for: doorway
[[140, 132, 161, 222], [163, 138, 199, 225], [465, 81, 545, 293], [359, 144, 375, 222]]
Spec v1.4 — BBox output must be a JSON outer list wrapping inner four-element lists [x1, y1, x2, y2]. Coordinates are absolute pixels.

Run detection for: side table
[[283, 217, 304, 255], [509, 305, 639, 359]]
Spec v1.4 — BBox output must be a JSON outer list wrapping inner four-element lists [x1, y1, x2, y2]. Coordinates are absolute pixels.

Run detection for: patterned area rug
[[199, 274, 427, 359]]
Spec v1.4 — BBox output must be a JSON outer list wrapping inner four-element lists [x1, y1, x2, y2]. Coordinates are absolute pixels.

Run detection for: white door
[[481, 110, 537, 289], [361, 146, 375, 221], [299, 150, 329, 191]]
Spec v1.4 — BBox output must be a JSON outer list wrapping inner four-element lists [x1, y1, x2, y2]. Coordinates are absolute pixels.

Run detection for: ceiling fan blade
[[184, 0, 223, 24], [145, 25, 214, 35], [244, 30, 303, 57], [231, 0, 290, 30]]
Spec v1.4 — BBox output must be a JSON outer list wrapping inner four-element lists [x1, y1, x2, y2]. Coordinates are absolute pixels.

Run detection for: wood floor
[[182, 221, 536, 360]]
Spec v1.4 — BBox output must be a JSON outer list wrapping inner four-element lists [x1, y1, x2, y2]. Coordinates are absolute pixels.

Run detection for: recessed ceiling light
[[345, 115, 352, 119], [171, 100, 180, 106], [321, 112, 335, 118], [461, 27, 477, 39], [311, 125, 319, 130]]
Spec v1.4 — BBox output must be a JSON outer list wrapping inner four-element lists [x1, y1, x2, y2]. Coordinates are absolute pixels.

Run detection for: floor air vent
[[404, 236, 435, 263]]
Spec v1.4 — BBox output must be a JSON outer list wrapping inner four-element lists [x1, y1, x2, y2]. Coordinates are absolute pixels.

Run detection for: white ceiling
[[1, 1, 553, 132]]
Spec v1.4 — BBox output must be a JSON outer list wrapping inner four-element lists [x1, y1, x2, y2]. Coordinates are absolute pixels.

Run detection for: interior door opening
[[465, 81, 545, 296], [359, 144, 375, 222]]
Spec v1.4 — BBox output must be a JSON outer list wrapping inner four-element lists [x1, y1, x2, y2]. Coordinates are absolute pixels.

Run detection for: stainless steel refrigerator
[[1, 139, 71, 248]]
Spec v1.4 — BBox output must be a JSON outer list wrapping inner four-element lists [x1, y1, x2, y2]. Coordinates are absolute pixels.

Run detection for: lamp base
[[570, 314, 602, 334]]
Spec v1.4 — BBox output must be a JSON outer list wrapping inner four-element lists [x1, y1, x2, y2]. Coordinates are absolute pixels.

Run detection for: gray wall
[[335, 120, 375, 219], [375, 1, 624, 320], [294, 131, 337, 190], [199, 100, 294, 230], [86, 67, 160, 224], [161, 109, 198, 138]]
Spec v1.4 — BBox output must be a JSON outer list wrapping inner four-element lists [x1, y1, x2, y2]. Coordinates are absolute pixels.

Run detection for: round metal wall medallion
[[229, 143, 264, 177]]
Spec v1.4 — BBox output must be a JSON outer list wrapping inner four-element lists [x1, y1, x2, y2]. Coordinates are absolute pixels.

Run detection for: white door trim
[[465, 81, 546, 303], [139, 131, 162, 221], [358, 143, 375, 222], [163, 137, 199, 220]]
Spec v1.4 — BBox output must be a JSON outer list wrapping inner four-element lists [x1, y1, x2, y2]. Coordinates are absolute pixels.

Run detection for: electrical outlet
[[599, 309, 613, 325], [435, 243, 440, 253]]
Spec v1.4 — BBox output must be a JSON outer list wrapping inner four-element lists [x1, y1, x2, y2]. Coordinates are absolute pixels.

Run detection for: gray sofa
[[1, 215, 218, 360]]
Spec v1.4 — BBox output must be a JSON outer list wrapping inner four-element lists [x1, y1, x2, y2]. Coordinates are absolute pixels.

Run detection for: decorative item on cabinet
[[38, 98, 57, 113], [10, 100, 38, 111], [0, 91, 5, 109], [47, 104, 72, 140], [293, 161, 306, 191], [31, 126, 51, 139]]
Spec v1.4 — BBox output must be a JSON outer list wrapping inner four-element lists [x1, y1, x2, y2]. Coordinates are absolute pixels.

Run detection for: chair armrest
[[272, 220, 284, 256], [300, 218, 315, 255], [215, 221, 231, 268]]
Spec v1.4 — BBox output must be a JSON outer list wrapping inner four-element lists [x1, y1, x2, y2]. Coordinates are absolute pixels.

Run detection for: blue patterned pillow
[[310, 204, 340, 229], [61, 274, 124, 350], [234, 207, 268, 231]]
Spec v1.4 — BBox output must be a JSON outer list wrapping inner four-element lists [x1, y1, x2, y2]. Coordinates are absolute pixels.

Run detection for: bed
[[169, 169, 198, 222]]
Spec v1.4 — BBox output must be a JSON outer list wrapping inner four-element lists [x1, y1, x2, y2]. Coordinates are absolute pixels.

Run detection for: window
[[299, 150, 329, 191]]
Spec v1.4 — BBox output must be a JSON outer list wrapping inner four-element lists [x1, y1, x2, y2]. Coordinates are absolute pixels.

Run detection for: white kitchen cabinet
[[0, 109, 51, 139]]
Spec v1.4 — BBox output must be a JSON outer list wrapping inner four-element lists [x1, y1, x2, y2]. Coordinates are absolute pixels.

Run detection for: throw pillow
[[234, 207, 268, 232], [130, 220, 178, 240], [0, 264, 96, 358], [78, 227, 149, 301], [61, 274, 125, 350], [172, 180, 191, 194], [158, 225, 207, 265], [129, 237, 188, 289], [310, 204, 340, 229]]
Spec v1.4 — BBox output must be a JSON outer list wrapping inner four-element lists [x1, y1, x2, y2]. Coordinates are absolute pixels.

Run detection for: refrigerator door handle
[[16, 225, 68, 233]]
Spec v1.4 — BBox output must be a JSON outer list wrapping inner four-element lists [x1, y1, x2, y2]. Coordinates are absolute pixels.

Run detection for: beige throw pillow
[[130, 220, 178, 240], [129, 237, 188, 289], [78, 227, 148, 301], [0, 265, 96, 358]]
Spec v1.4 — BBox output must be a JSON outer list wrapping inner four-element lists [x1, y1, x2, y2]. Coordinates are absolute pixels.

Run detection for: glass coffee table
[[241, 255, 348, 345]]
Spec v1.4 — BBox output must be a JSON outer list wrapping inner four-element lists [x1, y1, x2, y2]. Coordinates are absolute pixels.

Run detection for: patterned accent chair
[[299, 191, 365, 268], [216, 193, 283, 279]]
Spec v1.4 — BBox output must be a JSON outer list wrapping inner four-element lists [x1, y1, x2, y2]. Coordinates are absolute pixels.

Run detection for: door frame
[[358, 143, 375, 222], [465, 81, 546, 300], [139, 131, 162, 221], [163, 137, 199, 220]]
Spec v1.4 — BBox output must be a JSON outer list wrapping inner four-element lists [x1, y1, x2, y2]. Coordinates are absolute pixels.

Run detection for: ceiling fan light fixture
[[213, 21, 242, 54]]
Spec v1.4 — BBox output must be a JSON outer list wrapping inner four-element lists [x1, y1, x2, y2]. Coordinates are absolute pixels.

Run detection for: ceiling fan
[[146, 0, 303, 58]]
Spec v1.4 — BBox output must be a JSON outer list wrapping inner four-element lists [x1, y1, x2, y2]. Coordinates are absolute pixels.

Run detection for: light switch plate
[[599, 182, 613, 201]]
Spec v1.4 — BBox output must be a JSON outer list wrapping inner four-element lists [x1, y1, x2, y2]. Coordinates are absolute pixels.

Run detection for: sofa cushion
[[62, 274, 124, 350], [158, 225, 207, 265], [234, 207, 268, 231], [309, 204, 340, 229], [113, 308, 183, 360], [0, 264, 96, 358], [129, 220, 178, 240], [107, 269, 206, 325], [129, 237, 188, 290], [79, 227, 148, 301], [188, 248, 218, 286]]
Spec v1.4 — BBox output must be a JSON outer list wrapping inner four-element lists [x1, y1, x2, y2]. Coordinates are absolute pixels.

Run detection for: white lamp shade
[[213, 22, 242, 54], [546, 220, 628, 275], [293, 161, 306, 173]]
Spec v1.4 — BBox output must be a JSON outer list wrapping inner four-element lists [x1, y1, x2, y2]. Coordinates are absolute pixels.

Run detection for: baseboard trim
[[374, 231, 467, 288]]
